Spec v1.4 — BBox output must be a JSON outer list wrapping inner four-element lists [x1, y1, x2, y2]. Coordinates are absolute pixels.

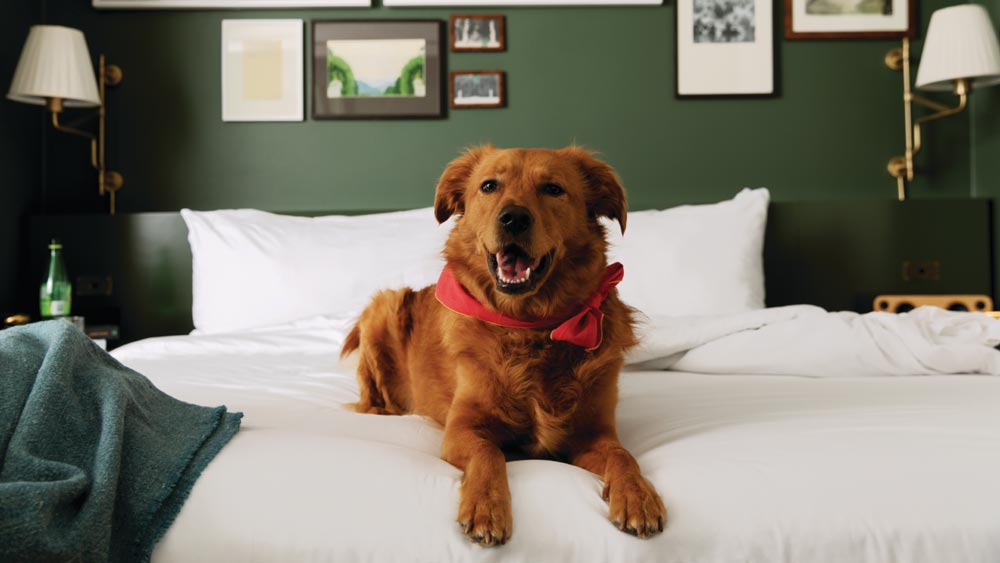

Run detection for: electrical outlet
[[76, 275, 114, 296], [902, 260, 940, 282]]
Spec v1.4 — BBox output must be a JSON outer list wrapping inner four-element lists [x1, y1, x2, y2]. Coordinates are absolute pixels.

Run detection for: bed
[[19, 191, 1000, 561], [113, 312, 1000, 563]]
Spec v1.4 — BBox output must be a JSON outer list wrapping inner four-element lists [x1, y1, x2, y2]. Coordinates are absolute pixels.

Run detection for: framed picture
[[450, 70, 505, 108], [312, 20, 443, 119], [785, 0, 914, 39], [386, 0, 658, 6], [221, 19, 304, 122], [450, 15, 505, 51], [676, 0, 774, 97], [95, 0, 368, 8]]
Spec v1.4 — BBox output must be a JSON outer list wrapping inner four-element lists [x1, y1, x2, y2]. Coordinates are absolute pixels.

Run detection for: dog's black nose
[[498, 206, 533, 235]]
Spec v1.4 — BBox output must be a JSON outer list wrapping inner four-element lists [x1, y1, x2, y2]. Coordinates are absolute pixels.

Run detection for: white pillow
[[604, 188, 769, 317], [181, 207, 452, 334]]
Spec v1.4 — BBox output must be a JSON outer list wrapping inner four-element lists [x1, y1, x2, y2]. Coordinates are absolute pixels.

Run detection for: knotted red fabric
[[434, 262, 624, 351]]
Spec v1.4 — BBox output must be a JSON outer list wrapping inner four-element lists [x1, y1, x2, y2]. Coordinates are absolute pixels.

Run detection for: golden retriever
[[341, 146, 666, 545]]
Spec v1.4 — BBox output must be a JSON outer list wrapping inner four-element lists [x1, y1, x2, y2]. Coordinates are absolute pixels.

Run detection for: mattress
[[111, 315, 1000, 563]]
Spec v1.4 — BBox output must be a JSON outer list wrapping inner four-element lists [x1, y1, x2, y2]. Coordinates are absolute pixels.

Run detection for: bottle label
[[43, 300, 68, 317]]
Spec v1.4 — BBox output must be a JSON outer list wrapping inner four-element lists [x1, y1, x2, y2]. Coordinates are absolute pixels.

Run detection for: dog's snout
[[498, 206, 533, 235]]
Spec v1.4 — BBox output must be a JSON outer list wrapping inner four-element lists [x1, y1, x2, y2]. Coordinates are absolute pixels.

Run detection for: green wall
[[3, 0, 993, 307], [37, 0, 972, 216], [974, 0, 1000, 297], [0, 0, 42, 315]]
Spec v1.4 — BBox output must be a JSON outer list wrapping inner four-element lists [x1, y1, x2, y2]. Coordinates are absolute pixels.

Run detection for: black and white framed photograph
[[450, 15, 505, 51], [450, 70, 505, 108], [677, 0, 774, 97], [312, 20, 443, 119], [785, 0, 914, 39]]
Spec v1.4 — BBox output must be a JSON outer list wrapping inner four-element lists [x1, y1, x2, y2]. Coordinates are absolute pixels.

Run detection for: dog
[[341, 146, 666, 546]]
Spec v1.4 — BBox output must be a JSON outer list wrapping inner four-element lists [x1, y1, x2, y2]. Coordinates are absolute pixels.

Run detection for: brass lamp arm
[[51, 110, 98, 169], [911, 88, 968, 156]]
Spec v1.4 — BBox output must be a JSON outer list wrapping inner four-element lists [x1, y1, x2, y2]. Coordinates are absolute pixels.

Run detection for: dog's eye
[[480, 180, 498, 193], [541, 183, 565, 197]]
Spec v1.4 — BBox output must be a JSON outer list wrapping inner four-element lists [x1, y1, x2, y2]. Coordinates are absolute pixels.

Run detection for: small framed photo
[[221, 19, 304, 122], [312, 20, 444, 119], [450, 15, 505, 52], [785, 0, 914, 39], [676, 0, 774, 97], [450, 70, 505, 109]]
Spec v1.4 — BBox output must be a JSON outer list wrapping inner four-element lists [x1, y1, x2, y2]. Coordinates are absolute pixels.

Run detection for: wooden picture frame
[[450, 70, 505, 108], [784, 0, 915, 39], [450, 15, 506, 52], [312, 20, 444, 119], [676, 0, 775, 97]]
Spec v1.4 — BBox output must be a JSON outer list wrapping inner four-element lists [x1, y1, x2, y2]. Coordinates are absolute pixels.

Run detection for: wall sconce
[[885, 4, 1000, 201], [6, 25, 124, 214]]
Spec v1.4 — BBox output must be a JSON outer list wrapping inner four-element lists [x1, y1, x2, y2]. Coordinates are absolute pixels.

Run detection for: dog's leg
[[571, 434, 666, 538], [441, 409, 512, 546]]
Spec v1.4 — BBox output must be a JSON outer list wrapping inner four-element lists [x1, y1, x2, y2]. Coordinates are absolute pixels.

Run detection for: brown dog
[[341, 146, 666, 545]]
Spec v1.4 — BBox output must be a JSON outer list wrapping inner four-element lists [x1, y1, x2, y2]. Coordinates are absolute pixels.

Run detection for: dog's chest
[[488, 335, 588, 456]]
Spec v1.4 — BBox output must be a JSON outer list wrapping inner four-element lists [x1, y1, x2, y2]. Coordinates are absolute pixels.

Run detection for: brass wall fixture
[[7, 26, 124, 214], [885, 5, 1000, 202]]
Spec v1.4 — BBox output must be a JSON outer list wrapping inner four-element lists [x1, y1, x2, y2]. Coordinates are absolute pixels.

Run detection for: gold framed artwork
[[221, 19, 304, 122], [785, 0, 915, 39]]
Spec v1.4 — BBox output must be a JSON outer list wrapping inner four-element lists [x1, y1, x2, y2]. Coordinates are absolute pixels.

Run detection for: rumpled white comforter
[[628, 305, 1000, 376], [110, 307, 1000, 563]]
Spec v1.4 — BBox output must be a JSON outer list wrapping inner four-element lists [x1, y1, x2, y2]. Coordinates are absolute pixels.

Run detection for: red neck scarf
[[435, 262, 624, 352]]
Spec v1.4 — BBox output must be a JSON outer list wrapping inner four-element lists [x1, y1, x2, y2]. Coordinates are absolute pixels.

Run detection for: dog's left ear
[[434, 145, 491, 224], [563, 147, 627, 234]]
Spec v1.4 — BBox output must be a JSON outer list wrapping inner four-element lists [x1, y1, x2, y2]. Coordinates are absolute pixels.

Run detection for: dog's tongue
[[498, 250, 537, 280]]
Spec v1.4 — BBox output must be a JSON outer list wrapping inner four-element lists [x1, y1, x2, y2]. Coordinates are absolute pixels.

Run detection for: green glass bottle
[[39, 239, 72, 318]]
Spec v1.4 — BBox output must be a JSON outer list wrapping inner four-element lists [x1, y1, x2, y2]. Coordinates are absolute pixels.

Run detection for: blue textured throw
[[0, 321, 242, 562]]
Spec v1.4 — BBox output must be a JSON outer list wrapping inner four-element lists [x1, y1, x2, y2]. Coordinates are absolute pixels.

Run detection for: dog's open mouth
[[487, 244, 553, 294]]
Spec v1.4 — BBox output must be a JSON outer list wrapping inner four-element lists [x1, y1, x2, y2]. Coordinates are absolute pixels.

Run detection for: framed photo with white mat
[[676, 0, 774, 97], [221, 19, 304, 122]]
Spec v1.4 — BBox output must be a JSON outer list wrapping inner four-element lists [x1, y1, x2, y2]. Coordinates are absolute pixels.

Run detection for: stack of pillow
[[181, 188, 769, 334]]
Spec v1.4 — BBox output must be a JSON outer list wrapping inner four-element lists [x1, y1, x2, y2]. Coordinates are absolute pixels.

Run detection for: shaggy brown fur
[[341, 146, 666, 545]]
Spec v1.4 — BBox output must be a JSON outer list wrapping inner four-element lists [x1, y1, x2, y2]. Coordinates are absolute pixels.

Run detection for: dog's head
[[435, 146, 626, 318]]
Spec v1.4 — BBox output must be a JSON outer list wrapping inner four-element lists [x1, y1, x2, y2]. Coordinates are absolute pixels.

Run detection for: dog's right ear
[[434, 145, 491, 224]]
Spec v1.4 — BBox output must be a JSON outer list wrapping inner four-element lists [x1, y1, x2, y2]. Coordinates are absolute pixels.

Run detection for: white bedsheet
[[112, 313, 1000, 563]]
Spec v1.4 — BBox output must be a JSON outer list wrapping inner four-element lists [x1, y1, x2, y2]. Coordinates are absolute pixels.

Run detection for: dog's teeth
[[525, 267, 532, 280]]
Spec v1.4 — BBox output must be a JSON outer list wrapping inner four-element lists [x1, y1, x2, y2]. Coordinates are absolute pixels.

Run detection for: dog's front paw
[[603, 475, 666, 539], [457, 487, 512, 546]]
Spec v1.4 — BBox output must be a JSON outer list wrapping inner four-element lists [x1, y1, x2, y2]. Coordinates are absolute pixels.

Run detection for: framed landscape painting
[[785, 0, 914, 39], [312, 20, 444, 119]]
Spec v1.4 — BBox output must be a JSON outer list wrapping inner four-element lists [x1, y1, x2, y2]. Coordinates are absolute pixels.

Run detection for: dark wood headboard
[[26, 199, 994, 344]]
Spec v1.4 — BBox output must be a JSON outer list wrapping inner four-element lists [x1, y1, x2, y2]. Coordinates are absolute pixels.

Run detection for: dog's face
[[435, 146, 626, 315]]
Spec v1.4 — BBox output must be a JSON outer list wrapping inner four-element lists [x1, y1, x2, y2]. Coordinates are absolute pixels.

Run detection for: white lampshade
[[915, 4, 1000, 92], [7, 25, 101, 108]]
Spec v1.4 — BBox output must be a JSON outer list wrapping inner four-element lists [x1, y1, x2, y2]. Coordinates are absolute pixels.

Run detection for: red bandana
[[434, 262, 624, 351]]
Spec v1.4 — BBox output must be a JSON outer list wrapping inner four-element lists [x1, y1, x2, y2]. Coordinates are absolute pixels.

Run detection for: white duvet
[[112, 307, 1000, 563]]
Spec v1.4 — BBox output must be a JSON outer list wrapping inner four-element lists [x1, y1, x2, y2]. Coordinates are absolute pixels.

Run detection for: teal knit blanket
[[0, 321, 242, 562]]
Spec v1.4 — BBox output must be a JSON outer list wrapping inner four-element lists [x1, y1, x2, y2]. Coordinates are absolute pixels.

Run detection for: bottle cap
[[49, 238, 62, 250]]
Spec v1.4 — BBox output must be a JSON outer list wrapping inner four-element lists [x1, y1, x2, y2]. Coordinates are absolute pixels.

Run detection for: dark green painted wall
[[0, 0, 42, 314], [974, 0, 1000, 298], [3, 0, 993, 308], [37, 0, 972, 216]]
